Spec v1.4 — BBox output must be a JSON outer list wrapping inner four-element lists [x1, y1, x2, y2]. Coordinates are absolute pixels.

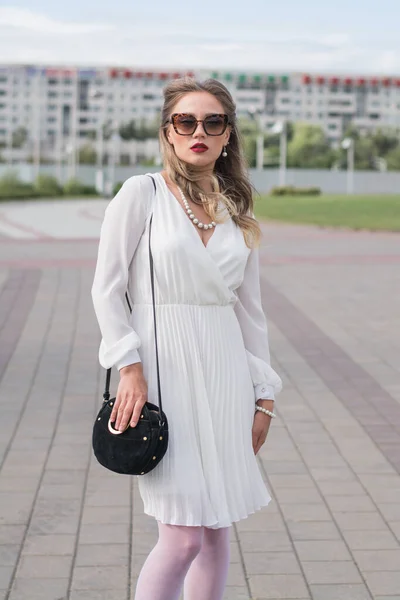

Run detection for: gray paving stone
[[236, 512, 286, 533], [70, 592, 127, 600], [287, 521, 341, 541], [377, 503, 400, 521], [226, 563, 247, 587], [81, 505, 131, 525], [17, 554, 73, 578], [239, 532, 292, 553], [280, 503, 332, 522], [325, 495, 377, 512], [0, 492, 35, 525], [71, 565, 128, 590], [79, 523, 130, 545], [309, 583, 371, 600], [363, 571, 400, 596], [294, 540, 352, 561], [272, 487, 323, 504], [341, 529, 399, 550], [0, 566, 14, 590], [352, 548, 400, 571], [222, 588, 250, 600], [242, 551, 301, 575], [249, 574, 309, 599], [22, 533, 75, 555], [333, 511, 388, 531], [8, 577, 69, 600], [302, 561, 363, 585], [2, 222, 400, 600], [0, 544, 19, 566], [75, 543, 129, 567]]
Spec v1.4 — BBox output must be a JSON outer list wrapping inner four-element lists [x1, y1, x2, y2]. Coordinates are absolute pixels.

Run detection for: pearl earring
[[222, 146, 228, 157]]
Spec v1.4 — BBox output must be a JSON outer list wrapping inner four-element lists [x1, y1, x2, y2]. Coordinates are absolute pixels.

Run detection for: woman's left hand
[[252, 399, 274, 455]]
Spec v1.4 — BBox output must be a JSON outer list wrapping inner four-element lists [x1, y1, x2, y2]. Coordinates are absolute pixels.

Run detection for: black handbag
[[92, 176, 169, 475]]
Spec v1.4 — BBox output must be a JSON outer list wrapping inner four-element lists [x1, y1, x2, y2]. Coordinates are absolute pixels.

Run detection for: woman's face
[[166, 91, 231, 170]]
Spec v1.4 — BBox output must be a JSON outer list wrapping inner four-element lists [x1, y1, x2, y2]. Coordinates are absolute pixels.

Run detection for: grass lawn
[[254, 194, 400, 232]]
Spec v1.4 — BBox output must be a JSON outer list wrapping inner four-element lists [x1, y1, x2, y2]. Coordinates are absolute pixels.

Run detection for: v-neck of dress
[[157, 173, 219, 251]]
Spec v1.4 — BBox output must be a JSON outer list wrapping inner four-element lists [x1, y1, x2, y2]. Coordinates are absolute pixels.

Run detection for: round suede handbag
[[92, 176, 169, 475]]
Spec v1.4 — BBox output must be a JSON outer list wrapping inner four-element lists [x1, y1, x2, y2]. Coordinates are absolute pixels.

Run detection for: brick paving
[[0, 203, 399, 599]]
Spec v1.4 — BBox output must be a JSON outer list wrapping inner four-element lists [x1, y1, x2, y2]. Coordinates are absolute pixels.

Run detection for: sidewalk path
[[0, 200, 399, 600]]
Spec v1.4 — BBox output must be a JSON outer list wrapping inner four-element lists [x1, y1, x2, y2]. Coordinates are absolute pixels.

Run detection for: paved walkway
[[0, 200, 400, 600]]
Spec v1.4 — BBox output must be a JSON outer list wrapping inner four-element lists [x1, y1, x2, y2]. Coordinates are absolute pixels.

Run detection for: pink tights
[[134, 522, 231, 600]]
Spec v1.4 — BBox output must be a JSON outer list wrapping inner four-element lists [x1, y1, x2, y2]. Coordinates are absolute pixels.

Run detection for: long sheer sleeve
[[234, 246, 283, 401], [91, 175, 152, 371]]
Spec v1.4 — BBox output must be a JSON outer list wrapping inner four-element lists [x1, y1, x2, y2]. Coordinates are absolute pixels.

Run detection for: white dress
[[92, 172, 282, 529]]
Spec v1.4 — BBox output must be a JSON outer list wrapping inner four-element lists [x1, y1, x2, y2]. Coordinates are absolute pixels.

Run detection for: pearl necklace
[[177, 187, 216, 231]]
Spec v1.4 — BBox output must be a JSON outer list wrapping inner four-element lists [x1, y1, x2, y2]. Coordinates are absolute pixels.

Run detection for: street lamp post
[[341, 138, 354, 194], [108, 123, 120, 196], [248, 107, 264, 170], [270, 120, 287, 187], [90, 89, 107, 195], [33, 70, 42, 180]]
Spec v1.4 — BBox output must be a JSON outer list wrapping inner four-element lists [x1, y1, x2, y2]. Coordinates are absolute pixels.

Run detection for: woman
[[92, 77, 282, 600]]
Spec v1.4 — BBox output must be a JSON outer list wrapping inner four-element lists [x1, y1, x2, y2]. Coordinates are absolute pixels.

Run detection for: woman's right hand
[[111, 363, 148, 432]]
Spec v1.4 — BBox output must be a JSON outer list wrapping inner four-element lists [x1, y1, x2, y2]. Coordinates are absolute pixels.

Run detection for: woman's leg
[[183, 526, 231, 600], [134, 522, 204, 600]]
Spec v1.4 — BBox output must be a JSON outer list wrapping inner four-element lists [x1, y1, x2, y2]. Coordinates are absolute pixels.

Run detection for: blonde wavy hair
[[159, 77, 261, 248]]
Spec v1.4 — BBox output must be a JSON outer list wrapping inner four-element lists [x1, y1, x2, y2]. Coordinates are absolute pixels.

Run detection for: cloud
[[0, 7, 399, 74], [0, 7, 113, 35]]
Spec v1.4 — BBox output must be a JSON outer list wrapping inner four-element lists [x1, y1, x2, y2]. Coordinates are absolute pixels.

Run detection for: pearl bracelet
[[255, 405, 276, 418]]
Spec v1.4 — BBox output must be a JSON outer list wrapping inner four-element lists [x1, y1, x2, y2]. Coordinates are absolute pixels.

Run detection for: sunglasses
[[169, 113, 229, 136]]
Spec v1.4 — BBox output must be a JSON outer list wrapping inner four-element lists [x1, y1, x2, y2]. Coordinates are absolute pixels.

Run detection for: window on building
[[328, 124, 337, 130], [48, 91, 57, 98]]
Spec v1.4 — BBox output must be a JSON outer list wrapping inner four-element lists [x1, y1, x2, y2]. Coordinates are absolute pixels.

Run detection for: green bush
[[63, 179, 98, 196], [34, 174, 63, 197], [113, 182, 123, 195], [270, 185, 321, 196], [63, 178, 86, 195], [0, 171, 37, 199]]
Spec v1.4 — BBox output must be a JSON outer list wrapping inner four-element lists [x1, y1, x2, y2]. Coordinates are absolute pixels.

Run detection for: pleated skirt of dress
[[132, 302, 272, 529]]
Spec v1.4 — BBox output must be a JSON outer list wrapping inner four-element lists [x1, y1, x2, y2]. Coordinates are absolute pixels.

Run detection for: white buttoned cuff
[[255, 383, 275, 401], [116, 349, 141, 372]]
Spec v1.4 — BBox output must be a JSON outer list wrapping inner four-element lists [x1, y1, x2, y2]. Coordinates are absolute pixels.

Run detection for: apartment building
[[1, 64, 400, 160]]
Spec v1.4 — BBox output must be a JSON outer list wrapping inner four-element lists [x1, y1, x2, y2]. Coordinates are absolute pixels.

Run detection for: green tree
[[370, 129, 399, 157], [287, 123, 336, 169], [12, 126, 28, 149], [119, 120, 138, 140], [78, 143, 97, 164], [118, 118, 159, 141], [386, 148, 400, 171]]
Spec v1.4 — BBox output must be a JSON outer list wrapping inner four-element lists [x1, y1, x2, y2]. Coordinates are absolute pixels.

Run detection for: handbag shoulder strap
[[103, 174, 162, 415]]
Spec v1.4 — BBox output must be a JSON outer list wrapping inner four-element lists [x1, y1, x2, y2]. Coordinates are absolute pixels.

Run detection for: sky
[[1, 1, 400, 74]]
